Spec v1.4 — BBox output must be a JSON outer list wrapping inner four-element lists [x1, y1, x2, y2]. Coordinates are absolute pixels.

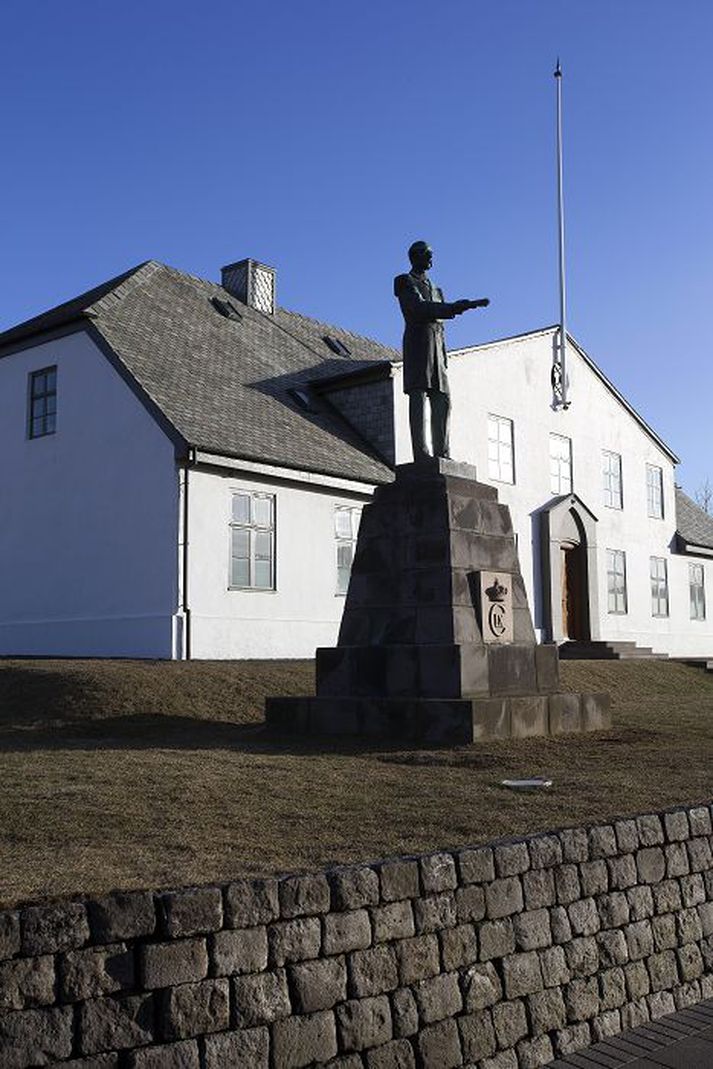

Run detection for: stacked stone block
[[268, 460, 610, 742], [1, 802, 713, 1067]]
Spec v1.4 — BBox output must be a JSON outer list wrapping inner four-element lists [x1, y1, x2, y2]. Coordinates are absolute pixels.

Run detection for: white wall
[[392, 329, 712, 657], [0, 331, 180, 657], [187, 467, 372, 658]]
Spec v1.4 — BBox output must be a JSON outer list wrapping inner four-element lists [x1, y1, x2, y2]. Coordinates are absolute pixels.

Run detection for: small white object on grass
[[501, 776, 553, 791]]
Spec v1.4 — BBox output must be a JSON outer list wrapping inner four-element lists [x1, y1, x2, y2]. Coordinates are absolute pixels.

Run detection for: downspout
[[181, 448, 197, 659]]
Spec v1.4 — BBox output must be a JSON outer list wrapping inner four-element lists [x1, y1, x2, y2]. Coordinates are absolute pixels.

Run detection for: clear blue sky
[[1, 1, 711, 495]]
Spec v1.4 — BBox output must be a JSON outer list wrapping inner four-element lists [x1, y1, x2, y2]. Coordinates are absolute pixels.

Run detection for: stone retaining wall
[[1, 801, 713, 1068]]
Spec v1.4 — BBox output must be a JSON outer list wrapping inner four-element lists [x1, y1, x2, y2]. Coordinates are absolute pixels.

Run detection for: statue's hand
[[469, 298, 490, 309], [452, 299, 471, 314]]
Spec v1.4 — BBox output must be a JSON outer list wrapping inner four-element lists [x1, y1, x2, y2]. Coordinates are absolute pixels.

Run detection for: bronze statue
[[394, 241, 489, 460]]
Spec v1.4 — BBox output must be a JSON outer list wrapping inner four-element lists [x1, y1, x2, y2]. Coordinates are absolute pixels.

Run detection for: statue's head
[[408, 241, 432, 271]]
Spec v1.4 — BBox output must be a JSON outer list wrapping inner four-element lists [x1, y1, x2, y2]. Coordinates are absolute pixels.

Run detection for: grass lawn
[[0, 657, 712, 908]]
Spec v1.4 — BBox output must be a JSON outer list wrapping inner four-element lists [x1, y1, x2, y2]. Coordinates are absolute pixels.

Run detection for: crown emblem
[[485, 577, 508, 603]]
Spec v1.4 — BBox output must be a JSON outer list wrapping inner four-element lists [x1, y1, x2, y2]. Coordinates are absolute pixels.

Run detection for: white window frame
[[229, 491, 276, 590], [646, 464, 664, 519], [549, 433, 572, 496], [606, 549, 627, 614], [487, 414, 515, 484], [335, 505, 361, 595], [602, 450, 623, 510], [650, 556, 669, 617], [690, 563, 706, 621]]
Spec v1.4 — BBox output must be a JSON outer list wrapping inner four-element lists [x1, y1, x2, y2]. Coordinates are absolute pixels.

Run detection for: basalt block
[[266, 458, 610, 742]]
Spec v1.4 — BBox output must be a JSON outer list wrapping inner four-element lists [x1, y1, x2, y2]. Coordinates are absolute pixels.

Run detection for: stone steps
[[675, 657, 713, 674], [558, 641, 668, 661]]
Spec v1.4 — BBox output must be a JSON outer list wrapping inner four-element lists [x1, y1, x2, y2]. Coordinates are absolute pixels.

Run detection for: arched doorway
[[539, 494, 599, 644]]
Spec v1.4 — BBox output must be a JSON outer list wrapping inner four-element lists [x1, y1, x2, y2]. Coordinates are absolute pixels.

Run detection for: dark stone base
[[266, 461, 612, 744], [266, 691, 611, 745], [316, 643, 560, 699]]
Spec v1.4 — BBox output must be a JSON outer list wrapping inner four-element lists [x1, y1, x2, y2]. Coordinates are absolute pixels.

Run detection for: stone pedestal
[[267, 459, 610, 743]]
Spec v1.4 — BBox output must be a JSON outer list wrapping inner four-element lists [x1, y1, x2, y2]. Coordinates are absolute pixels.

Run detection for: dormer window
[[323, 335, 351, 357], [210, 296, 243, 322], [28, 366, 57, 438]]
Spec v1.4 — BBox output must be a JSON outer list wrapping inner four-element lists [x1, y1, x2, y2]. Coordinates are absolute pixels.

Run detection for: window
[[549, 434, 572, 495], [606, 549, 627, 614], [646, 464, 664, 519], [650, 557, 669, 617], [602, 451, 623, 509], [487, 415, 515, 484], [335, 506, 361, 594], [28, 366, 57, 438], [323, 335, 351, 357], [690, 563, 706, 621], [229, 492, 275, 589]]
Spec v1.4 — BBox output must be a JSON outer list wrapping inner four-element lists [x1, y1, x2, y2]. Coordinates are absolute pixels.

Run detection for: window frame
[[650, 556, 669, 618], [602, 450, 623, 510], [487, 413, 515, 485], [646, 464, 664, 519], [228, 490, 276, 591], [28, 365, 57, 439], [334, 505, 361, 596], [606, 548, 628, 615], [549, 433, 573, 496], [689, 562, 706, 621]]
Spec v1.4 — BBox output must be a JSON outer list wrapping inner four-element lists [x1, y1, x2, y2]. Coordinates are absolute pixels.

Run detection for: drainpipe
[[180, 448, 197, 659]]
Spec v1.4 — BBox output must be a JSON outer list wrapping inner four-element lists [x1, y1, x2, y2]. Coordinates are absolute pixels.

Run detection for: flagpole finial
[[554, 58, 562, 78]]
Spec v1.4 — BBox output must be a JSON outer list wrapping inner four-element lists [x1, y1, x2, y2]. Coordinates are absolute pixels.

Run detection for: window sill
[[227, 587, 277, 594]]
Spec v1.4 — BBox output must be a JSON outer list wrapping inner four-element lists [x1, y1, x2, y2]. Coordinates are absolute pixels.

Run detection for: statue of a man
[[394, 241, 489, 460]]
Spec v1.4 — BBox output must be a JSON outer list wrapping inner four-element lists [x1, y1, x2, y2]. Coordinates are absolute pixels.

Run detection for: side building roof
[[0, 261, 397, 486], [675, 489, 713, 554]]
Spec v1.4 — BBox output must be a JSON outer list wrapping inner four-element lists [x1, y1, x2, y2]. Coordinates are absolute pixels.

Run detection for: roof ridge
[[0, 260, 155, 349], [86, 260, 164, 317]]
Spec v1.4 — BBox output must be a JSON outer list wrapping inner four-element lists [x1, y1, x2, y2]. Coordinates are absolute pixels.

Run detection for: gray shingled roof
[[675, 488, 713, 551], [0, 261, 396, 485]]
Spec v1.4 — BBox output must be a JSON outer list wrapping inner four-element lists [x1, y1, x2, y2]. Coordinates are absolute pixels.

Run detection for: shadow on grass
[[0, 713, 429, 757], [0, 710, 652, 766]]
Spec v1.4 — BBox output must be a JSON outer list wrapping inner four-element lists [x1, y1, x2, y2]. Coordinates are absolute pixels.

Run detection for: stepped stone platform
[[267, 459, 610, 743], [559, 640, 669, 660]]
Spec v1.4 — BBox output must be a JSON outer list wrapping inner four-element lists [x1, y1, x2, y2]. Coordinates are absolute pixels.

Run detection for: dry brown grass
[[0, 657, 712, 908]]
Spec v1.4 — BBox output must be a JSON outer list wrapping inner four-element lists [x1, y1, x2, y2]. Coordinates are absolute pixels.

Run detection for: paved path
[[547, 998, 713, 1068]]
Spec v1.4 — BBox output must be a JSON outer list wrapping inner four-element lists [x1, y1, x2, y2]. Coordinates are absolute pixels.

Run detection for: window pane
[[45, 413, 56, 434], [253, 496, 273, 527], [337, 543, 354, 569], [231, 528, 250, 558], [254, 531, 272, 560], [46, 368, 56, 392], [232, 494, 250, 524], [335, 509, 352, 538], [231, 557, 250, 587], [254, 559, 272, 588]]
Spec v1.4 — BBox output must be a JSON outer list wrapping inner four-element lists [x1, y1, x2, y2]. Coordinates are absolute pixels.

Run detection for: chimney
[[221, 258, 276, 315]]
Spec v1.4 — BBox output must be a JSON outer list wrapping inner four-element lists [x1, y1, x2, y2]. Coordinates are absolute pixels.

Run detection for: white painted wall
[[187, 466, 372, 658], [0, 331, 180, 657], [392, 328, 712, 657]]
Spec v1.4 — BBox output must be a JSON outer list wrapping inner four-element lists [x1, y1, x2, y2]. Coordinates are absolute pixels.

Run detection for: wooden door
[[561, 544, 586, 640]]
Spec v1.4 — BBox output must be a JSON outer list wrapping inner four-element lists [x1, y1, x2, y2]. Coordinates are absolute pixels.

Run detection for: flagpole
[[554, 58, 569, 408]]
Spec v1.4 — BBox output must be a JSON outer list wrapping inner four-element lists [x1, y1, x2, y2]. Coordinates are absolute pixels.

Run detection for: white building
[[0, 258, 711, 660]]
